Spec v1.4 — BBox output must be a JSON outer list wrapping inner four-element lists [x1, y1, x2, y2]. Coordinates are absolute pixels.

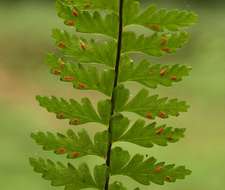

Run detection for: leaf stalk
[[104, 0, 124, 189]]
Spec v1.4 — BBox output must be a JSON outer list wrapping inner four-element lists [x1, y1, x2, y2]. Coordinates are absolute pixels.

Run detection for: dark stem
[[104, 0, 124, 189]]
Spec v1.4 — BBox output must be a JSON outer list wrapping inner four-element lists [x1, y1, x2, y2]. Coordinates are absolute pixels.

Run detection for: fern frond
[[134, 5, 198, 31], [111, 114, 185, 147], [30, 157, 106, 189], [119, 57, 191, 88], [56, 1, 118, 38], [31, 129, 107, 159], [31, 0, 197, 189], [36, 96, 111, 125], [47, 54, 114, 96], [122, 31, 189, 57], [111, 147, 191, 185], [52, 29, 117, 67], [115, 85, 189, 119]]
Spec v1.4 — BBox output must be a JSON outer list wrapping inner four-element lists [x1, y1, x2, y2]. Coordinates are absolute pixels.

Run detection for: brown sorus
[[161, 47, 172, 53], [149, 24, 161, 31], [146, 112, 153, 119], [52, 69, 61, 75], [58, 42, 66, 49], [154, 165, 163, 173], [69, 118, 80, 125], [72, 8, 79, 17], [78, 82, 87, 89], [158, 111, 167, 119], [65, 20, 75, 26], [160, 68, 167, 76], [63, 76, 75, 82], [55, 147, 67, 154], [71, 152, 80, 159], [56, 112, 65, 119], [156, 127, 164, 135], [171, 75, 177, 81]]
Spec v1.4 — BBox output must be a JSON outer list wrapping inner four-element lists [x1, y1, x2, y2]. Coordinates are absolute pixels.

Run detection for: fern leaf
[[30, 158, 106, 189], [52, 29, 117, 67], [122, 31, 189, 57], [134, 5, 198, 31], [111, 147, 191, 185], [56, 1, 118, 38], [123, 0, 140, 25], [76, 11, 118, 38], [119, 57, 191, 88], [115, 85, 189, 119], [47, 54, 114, 96], [97, 100, 112, 124], [36, 96, 111, 125], [111, 114, 185, 147], [31, 129, 107, 159], [94, 164, 108, 189], [31, 1, 197, 189]]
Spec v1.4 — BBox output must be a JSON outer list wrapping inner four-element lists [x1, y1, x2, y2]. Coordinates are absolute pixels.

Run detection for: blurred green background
[[0, 0, 225, 189]]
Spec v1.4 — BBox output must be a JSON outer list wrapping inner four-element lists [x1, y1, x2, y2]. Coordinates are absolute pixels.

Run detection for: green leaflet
[[120, 121, 185, 147], [122, 31, 189, 57], [36, 96, 111, 125], [123, 0, 140, 25], [119, 57, 191, 88], [52, 29, 117, 67], [134, 5, 198, 31], [111, 114, 130, 141], [111, 147, 191, 185], [46, 54, 114, 96], [115, 85, 189, 119], [76, 11, 118, 38], [111, 114, 185, 147], [56, 1, 118, 38], [31, 129, 108, 159], [113, 85, 130, 111], [94, 164, 108, 189], [98, 99, 112, 123], [30, 158, 106, 189]]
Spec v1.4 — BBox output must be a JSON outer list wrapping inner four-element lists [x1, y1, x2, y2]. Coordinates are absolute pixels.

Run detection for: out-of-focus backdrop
[[0, 0, 225, 189]]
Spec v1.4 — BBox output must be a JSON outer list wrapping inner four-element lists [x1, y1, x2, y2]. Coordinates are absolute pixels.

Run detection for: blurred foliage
[[2, 0, 225, 6], [0, 0, 225, 7]]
